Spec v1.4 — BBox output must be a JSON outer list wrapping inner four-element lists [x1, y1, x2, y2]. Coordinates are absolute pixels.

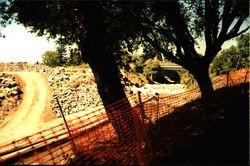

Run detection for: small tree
[[42, 50, 64, 67], [68, 48, 83, 66]]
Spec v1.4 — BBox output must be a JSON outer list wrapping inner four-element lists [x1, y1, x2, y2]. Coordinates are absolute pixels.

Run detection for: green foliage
[[55, 44, 83, 66], [56, 45, 67, 58], [120, 70, 147, 88], [211, 32, 250, 75], [143, 59, 160, 77], [42, 51, 65, 67], [236, 32, 250, 62], [67, 48, 83, 66], [180, 71, 198, 88], [131, 52, 146, 73], [119, 52, 163, 83], [0, 1, 12, 38]]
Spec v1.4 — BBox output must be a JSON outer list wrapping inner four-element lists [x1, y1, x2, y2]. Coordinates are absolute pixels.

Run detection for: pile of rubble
[[131, 83, 186, 95], [0, 73, 23, 125], [0, 62, 50, 72], [47, 67, 102, 117]]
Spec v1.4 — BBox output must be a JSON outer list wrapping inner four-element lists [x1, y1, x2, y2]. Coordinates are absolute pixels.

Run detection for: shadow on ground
[[151, 83, 249, 165]]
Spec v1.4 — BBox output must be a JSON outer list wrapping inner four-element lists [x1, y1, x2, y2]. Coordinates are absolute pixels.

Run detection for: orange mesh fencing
[[0, 69, 249, 165]]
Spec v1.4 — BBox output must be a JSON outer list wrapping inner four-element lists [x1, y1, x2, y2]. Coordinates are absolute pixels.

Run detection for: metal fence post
[[227, 71, 229, 88], [244, 70, 249, 83], [137, 91, 146, 124], [55, 97, 77, 153], [155, 93, 159, 122]]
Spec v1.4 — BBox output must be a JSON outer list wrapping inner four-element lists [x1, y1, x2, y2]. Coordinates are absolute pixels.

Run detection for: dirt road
[[0, 72, 50, 144]]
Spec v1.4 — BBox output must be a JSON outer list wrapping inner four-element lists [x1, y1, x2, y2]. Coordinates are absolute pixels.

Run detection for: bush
[[42, 51, 65, 67]]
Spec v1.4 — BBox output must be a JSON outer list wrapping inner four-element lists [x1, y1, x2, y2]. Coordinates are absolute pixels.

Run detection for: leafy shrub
[[42, 51, 65, 67]]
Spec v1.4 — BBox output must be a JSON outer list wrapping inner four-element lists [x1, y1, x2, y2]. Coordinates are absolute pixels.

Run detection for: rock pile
[[0, 73, 23, 124], [131, 83, 186, 95], [0, 62, 51, 72], [47, 67, 102, 117]]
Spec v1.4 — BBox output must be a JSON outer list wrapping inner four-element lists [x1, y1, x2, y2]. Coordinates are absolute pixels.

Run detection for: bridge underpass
[[151, 63, 186, 84]]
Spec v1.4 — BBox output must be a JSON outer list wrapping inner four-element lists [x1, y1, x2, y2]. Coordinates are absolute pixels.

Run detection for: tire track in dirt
[[0, 72, 49, 143]]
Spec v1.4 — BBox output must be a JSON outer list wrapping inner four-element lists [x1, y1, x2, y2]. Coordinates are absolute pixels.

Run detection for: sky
[[0, 23, 238, 63], [0, 23, 56, 63]]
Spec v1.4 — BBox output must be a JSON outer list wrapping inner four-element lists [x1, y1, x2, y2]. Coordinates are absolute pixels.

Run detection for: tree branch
[[211, 1, 220, 44], [204, 0, 213, 49], [154, 26, 177, 43], [163, 1, 200, 63], [143, 34, 184, 66], [225, 18, 249, 40], [219, 1, 232, 37], [218, 0, 239, 41], [204, 0, 220, 57]]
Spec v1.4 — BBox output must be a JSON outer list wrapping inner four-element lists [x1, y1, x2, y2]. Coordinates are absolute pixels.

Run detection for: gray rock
[[47, 76, 54, 83], [0, 93, 5, 99], [8, 90, 19, 96], [1, 79, 7, 85], [59, 67, 65, 73]]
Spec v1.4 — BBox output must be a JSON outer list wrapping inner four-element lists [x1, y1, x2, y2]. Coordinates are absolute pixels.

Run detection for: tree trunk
[[190, 65, 214, 101], [83, 44, 135, 143], [77, 3, 137, 144]]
